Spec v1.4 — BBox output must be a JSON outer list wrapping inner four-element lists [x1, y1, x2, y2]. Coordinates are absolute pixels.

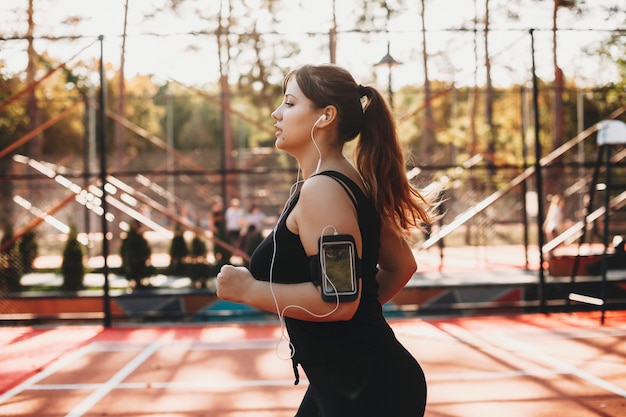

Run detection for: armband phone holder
[[316, 234, 359, 302]]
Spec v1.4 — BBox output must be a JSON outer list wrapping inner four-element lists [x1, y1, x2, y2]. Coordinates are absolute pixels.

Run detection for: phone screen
[[321, 240, 356, 297]]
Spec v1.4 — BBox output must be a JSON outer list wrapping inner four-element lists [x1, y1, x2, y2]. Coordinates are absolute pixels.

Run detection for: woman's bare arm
[[217, 175, 361, 322], [376, 221, 417, 305], [216, 265, 359, 321]]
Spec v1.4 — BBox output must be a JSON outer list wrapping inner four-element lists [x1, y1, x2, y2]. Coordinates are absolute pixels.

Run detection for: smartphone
[[319, 234, 358, 302]]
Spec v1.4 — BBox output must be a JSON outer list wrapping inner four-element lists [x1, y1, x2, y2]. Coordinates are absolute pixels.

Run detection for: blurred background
[[0, 0, 624, 323]]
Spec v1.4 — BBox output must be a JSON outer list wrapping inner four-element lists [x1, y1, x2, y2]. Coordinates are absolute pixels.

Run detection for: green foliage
[[0, 225, 22, 292], [61, 226, 84, 291], [188, 234, 211, 286], [120, 223, 155, 288], [0, 227, 40, 292], [188, 262, 213, 287], [190, 234, 208, 258], [37, 54, 86, 156], [0, 75, 28, 158], [19, 230, 38, 274], [166, 231, 213, 286], [176, 98, 222, 151], [0, 74, 27, 222], [212, 217, 232, 264], [168, 229, 189, 276], [119, 75, 167, 157]]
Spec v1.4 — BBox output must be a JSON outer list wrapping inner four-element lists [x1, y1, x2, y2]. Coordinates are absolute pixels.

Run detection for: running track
[[1, 311, 626, 416]]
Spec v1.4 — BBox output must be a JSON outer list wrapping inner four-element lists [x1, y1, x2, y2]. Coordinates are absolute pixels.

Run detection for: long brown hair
[[284, 64, 433, 235]]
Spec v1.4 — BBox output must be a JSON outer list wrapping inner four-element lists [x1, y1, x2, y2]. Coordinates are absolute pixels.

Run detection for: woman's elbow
[[404, 256, 418, 277], [332, 301, 359, 321]]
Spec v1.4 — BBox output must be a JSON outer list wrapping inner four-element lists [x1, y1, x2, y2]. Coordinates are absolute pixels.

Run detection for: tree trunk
[[470, 0, 479, 158], [548, 0, 565, 197], [26, 0, 41, 191], [218, 0, 235, 204], [115, 0, 129, 170], [484, 0, 495, 190], [552, 0, 565, 151], [329, 0, 337, 63], [420, 0, 436, 162]]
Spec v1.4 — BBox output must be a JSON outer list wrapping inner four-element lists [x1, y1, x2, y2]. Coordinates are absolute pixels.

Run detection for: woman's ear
[[321, 105, 338, 124]]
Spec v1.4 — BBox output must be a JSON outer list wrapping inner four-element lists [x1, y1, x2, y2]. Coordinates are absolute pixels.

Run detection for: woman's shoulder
[[297, 173, 356, 211], [311, 170, 366, 192], [300, 173, 344, 201], [297, 175, 364, 227]]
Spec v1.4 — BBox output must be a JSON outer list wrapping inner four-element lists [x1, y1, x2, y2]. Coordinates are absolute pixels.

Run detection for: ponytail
[[356, 86, 432, 235]]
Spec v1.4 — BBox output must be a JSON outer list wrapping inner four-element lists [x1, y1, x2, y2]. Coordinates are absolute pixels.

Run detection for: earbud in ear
[[319, 114, 327, 122]]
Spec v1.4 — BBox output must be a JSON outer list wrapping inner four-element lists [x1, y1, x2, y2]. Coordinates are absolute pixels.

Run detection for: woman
[[216, 64, 432, 416]]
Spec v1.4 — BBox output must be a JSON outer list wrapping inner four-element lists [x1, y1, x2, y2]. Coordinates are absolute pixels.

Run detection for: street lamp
[[375, 41, 401, 109]]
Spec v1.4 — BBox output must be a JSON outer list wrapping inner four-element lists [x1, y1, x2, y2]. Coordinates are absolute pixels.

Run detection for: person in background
[[225, 198, 245, 250], [216, 64, 435, 416], [245, 204, 267, 233]]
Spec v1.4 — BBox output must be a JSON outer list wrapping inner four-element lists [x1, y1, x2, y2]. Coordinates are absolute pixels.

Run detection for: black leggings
[[294, 345, 427, 417]]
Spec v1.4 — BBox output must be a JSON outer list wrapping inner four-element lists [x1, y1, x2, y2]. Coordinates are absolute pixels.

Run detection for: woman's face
[[271, 77, 320, 154]]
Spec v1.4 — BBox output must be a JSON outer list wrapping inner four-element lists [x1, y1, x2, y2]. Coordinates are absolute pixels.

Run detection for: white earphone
[[311, 115, 326, 175]]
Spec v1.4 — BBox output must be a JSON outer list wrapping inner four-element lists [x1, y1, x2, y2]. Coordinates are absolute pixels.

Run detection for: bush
[[61, 226, 84, 291], [189, 234, 210, 287], [0, 225, 22, 292], [120, 222, 155, 288], [190, 234, 208, 259], [19, 230, 38, 274], [168, 229, 189, 276]]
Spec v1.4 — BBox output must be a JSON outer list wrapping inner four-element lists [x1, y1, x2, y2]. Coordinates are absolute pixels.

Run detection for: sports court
[[1, 310, 625, 416]]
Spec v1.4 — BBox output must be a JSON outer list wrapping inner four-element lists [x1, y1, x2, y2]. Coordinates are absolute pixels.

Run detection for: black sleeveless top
[[249, 171, 397, 379]]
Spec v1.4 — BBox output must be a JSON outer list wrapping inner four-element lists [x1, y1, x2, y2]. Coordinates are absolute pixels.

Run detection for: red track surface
[[1, 311, 625, 416]]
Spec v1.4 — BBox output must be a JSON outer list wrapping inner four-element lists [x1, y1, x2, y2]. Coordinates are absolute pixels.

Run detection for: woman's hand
[[216, 264, 256, 303]]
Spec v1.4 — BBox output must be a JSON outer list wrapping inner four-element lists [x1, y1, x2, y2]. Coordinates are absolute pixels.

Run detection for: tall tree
[[114, 0, 130, 170], [26, 0, 41, 176], [329, 0, 337, 63], [218, 0, 235, 204], [552, 0, 564, 150], [548, 0, 581, 197], [419, 0, 436, 161], [552, 0, 580, 149], [484, 0, 495, 185], [470, 0, 479, 158]]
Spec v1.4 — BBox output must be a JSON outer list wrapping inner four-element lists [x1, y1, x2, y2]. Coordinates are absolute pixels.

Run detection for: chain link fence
[[1, 125, 624, 323], [1, 20, 625, 323]]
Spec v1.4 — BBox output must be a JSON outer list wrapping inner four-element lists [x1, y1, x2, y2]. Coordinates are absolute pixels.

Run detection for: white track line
[[0, 343, 94, 404], [493, 332, 626, 398], [434, 321, 626, 398], [33, 379, 305, 391], [427, 368, 571, 381], [64, 341, 161, 417], [0, 338, 308, 415], [87, 339, 279, 352]]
